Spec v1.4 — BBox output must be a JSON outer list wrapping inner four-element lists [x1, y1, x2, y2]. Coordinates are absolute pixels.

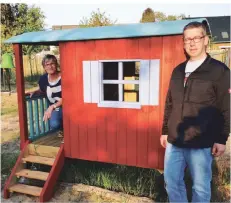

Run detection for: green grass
[[3, 70, 42, 85], [59, 158, 230, 202], [60, 159, 168, 202], [1, 152, 19, 187], [24, 74, 41, 83], [213, 159, 230, 185], [1, 81, 39, 117], [1, 153, 19, 175], [1, 106, 18, 116], [211, 159, 230, 202]]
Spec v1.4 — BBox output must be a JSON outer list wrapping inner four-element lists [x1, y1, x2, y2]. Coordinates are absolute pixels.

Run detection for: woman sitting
[[27, 54, 63, 141]]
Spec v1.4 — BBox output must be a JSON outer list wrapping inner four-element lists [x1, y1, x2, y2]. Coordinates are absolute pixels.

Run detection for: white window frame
[[98, 59, 141, 109]]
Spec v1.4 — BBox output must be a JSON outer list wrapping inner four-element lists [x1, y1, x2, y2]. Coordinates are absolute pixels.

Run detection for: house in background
[[52, 24, 78, 30], [185, 16, 230, 67], [51, 25, 79, 51], [185, 16, 230, 49]]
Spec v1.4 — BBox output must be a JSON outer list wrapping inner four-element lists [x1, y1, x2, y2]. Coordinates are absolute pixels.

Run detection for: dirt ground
[[1, 181, 155, 203], [1, 92, 155, 202], [1, 92, 19, 143], [1, 138, 155, 202]]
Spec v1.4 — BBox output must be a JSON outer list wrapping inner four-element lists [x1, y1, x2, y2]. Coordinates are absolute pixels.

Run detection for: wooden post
[[13, 44, 28, 149]]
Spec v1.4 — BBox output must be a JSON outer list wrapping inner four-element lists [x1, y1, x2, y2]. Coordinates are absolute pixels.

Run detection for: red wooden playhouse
[[4, 18, 209, 201]]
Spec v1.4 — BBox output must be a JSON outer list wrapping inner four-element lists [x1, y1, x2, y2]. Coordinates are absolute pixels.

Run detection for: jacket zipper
[[179, 55, 209, 121], [181, 78, 189, 120]]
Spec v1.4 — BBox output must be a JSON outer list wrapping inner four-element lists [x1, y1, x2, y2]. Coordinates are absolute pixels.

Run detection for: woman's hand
[[160, 135, 168, 148], [25, 90, 36, 98], [25, 89, 43, 98], [43, 105, 54, 122]]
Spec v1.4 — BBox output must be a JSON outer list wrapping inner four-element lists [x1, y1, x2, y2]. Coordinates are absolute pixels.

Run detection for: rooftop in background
[[52, 25, 78, 30], [185, 16, 230, 43], [5, 18, 208, 45]]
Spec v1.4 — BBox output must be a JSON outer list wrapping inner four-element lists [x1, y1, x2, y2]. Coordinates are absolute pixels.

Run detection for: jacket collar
[[179, 54, 211, 74]]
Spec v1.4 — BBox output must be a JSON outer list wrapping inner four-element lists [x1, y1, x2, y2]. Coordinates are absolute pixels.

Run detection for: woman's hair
[[42, 54, 58, 67]]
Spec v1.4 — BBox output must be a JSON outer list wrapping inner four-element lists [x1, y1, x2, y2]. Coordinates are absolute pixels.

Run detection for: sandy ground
[[1, 92, 155, 202], [1, 115, 20, 143], [1, 182, 155, 203], [1, 138, 155, 203], [1, 92, 20, 143]]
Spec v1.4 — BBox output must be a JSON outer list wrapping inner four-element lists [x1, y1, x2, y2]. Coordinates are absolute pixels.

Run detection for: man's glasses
[[183, 36, 205, 44]]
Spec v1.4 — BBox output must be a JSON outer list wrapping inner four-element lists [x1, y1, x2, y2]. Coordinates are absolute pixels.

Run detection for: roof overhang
[[4, 18, 210, 46]]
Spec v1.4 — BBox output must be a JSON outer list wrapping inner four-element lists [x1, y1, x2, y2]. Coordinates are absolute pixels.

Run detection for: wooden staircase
[[4, 140, 65, 202]]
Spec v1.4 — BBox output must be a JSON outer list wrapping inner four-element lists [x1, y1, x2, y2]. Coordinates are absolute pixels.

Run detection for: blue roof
[[5, 18, 209, 45]]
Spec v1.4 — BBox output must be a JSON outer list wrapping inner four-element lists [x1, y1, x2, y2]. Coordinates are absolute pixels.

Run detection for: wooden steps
[[22, 155, 55, 166], [4, 140, 65, 202], [9, 184, 42, 196], [28, 144, 60, 158], [15, 169, 49, 181]]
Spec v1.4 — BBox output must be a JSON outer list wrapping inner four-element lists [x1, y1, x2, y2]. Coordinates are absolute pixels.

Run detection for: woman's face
[[43, 59, 57, 75]]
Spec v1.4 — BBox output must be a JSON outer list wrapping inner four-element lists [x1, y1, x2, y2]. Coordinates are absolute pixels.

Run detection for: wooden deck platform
[[32, 132, 62, 147]]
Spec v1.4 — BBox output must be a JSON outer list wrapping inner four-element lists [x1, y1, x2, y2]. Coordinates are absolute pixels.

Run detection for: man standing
[[160, 21, 230, 202]]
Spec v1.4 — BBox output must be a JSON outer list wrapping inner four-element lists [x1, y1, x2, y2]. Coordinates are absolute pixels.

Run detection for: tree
[[140, 8, 155, 23], [140, 8, 186, 23], [1, 4, 48, 81], [1, 4, 17, 53], [79, 8, 117, 28], [155, 12, 186, 21], [1, 3, 46, 55]]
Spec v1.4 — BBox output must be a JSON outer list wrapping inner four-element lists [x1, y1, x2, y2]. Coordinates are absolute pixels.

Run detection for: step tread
[[9, 184, 42, 196], [22, 155, 55, 166], [15, 169, 49, 181], [28, 144, 60, 158]]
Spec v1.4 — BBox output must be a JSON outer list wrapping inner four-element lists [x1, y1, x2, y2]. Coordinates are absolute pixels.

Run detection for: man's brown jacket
[[162, 55, 230, 148]]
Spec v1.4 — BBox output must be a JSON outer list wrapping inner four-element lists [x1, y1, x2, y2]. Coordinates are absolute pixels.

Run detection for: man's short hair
[[183, 21, 207, 35], [42, 54, 58, 67]]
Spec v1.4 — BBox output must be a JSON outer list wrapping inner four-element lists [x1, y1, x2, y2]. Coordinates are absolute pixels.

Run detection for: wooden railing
[[25, 94, 53, 141]]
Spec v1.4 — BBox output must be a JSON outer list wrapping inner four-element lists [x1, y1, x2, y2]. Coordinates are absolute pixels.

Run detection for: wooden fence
[[3, 50, 230, 86], [21, 50, 229, 78], [7, 54, 60, 83], [23, 55, 45, 77], [208, 49, 230, 68]]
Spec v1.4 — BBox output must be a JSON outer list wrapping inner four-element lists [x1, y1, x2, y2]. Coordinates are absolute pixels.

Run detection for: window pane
[[103, 62, 118, 80], [123, 84, 139, 102], [123, 62, 140, 81], [221, 31, 229, 39], [104, 84, 119, 101]]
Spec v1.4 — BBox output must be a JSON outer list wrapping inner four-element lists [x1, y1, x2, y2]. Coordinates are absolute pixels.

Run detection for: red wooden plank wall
[[60, 35, 186, 169], [158, 35, 185, 168]]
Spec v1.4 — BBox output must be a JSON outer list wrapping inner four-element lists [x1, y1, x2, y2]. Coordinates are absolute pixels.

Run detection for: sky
[[36, 3, 231, 29]]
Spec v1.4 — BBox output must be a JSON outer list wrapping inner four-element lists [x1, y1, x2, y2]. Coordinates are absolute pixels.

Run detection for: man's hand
[[160, 135, 168, 148], [212, 143, 226, 157]]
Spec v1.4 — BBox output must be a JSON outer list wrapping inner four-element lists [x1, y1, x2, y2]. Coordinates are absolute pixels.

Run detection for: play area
[[3, 18, 209, 202]]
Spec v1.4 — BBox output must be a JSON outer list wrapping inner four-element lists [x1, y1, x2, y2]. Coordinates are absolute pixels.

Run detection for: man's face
[[183, 27, 209, 60]]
